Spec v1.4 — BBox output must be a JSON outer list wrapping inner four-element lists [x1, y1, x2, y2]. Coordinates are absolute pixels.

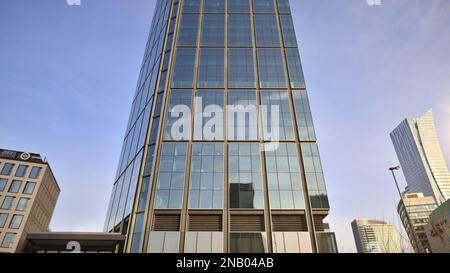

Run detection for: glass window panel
[[198, 48, 225, 88], [171, 48, 197, 88], [16, 198, 30, 211], [227, 91, 259, 140], [0, 178, 7, 192], [265, 144, 304, 209], [1, 233, 16, 248], [183, 0, 201, 13], [204, 0, 225, 13], [0, 213, 7, 228], [1, 163, 14, 175], [229, 144, 264, 209], [292, 90, 316, 141], [228, 0, 250, 13], [278, 0, 292, 14], [9, 215, 23, 229], [130, 212, 144, 253], [201, 15, 225, 46], [164, 90, 193, 141], [178, 14, 200, 46], [228, 15, 253, 47], [189, 143, 224, 209], [286, 48, 306, 88], [1, 196, 14, 210], [253, 0, 276, 13], [154, 144, 188, 209], [257, 48, 286, 88], [280, 15, 297, 47], [29, 166, 42, 179], [194, 91, 224, 140], [15, 165, 28, 177], [254, 15, 280, 46], [228, 48, 256, 88], [260, 91, 294, 141], [301, 143, 328, 209], [8, 180, 22, 193]]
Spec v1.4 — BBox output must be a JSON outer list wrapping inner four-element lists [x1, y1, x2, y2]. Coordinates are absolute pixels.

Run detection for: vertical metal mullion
[[250, 0, 273, 254], [178, 0, 204, 253], [274, 0, 318, 252]]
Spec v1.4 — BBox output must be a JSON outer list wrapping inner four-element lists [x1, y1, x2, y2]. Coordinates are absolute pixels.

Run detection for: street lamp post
[[389, 166, 421, 253]]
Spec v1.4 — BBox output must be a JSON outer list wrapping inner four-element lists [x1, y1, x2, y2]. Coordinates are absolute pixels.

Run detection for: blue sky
[[1, 0, 449, 252]]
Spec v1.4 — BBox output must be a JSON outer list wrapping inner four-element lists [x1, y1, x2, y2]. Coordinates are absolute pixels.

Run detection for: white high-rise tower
[[391, 109, 450, 204]]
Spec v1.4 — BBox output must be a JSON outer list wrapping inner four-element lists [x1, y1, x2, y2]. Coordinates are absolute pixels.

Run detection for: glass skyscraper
[[104, 0, 333, 253]]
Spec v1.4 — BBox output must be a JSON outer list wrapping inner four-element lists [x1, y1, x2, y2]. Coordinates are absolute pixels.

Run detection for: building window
[[229, 144, 264, 209], [183, 0, 201, 13], [1, 233, 16, 248], [230, 233, 267, 253], [292, 90, 316, 141], [301, 143, 329, 209], [1, 197, 15, 210], [286, 48, 306, 89], [260, 91, 294, 141], [204, 0, 225, 13], [1, 163, 14, 176], [29, 166, 42, 179], [227, 91, 259, 141], [15, 165, 28, 178], [194, 91, 224, 140], [257, 48, 286, 88], [201, 15, 225, 46], [253, 0, 275, 13], [198, 48, 225, 88], [164, 90, 193, 141], [280, 15, 297, 47], [171, 48, 197, 88], [189, 143, 224, 209], [254, 15, 280, 47], [0, 213, 8, 228], [265, 144, 305, 209], [228, 0, 250, 13], [178, 14, 200, 46], [0, 178, 7, 192], [8, 180, 22, 193], [130, 212, 145, 253], [228, 48, 256, 88], [16, 198, 29, 211], [154, 144, 188, 209], [277, 0, 291, 14], [9, 215, 23, 229], [228, 15, 253, 47]]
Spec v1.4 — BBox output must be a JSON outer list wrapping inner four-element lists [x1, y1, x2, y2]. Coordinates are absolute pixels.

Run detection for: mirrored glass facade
[[105, 0, 332, 253]]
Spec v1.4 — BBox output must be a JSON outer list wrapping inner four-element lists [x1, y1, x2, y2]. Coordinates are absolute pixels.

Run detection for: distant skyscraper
[[397, 191, 437, 253], [391, 109, 450, 204], [104, 0, 334, 253], [351, 219, 401, 253], [0, 149, 60, 253]]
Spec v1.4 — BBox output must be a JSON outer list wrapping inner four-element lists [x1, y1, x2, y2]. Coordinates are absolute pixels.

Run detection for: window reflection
[[201, 15, 225, 46], [228, 15, 253, 46], [229, 144, 264, 209], [260, 91, 294, 141], [154, 144, 188, 209], [230, 233, 266, 253], [301, 143, 329, 209], [257, 48, 286, 88], [292, 90, 316, 141], [254, 15, 280, 47], [198, 48, 225, 88], [228, 48, 256, 88], [280, 15, 297, 47], [266, 144, 305, 209], [227, 91, 259, 141], [286, 48, 306, 89], [178, 14, 199, 46], [228, 0, 250, 13]]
